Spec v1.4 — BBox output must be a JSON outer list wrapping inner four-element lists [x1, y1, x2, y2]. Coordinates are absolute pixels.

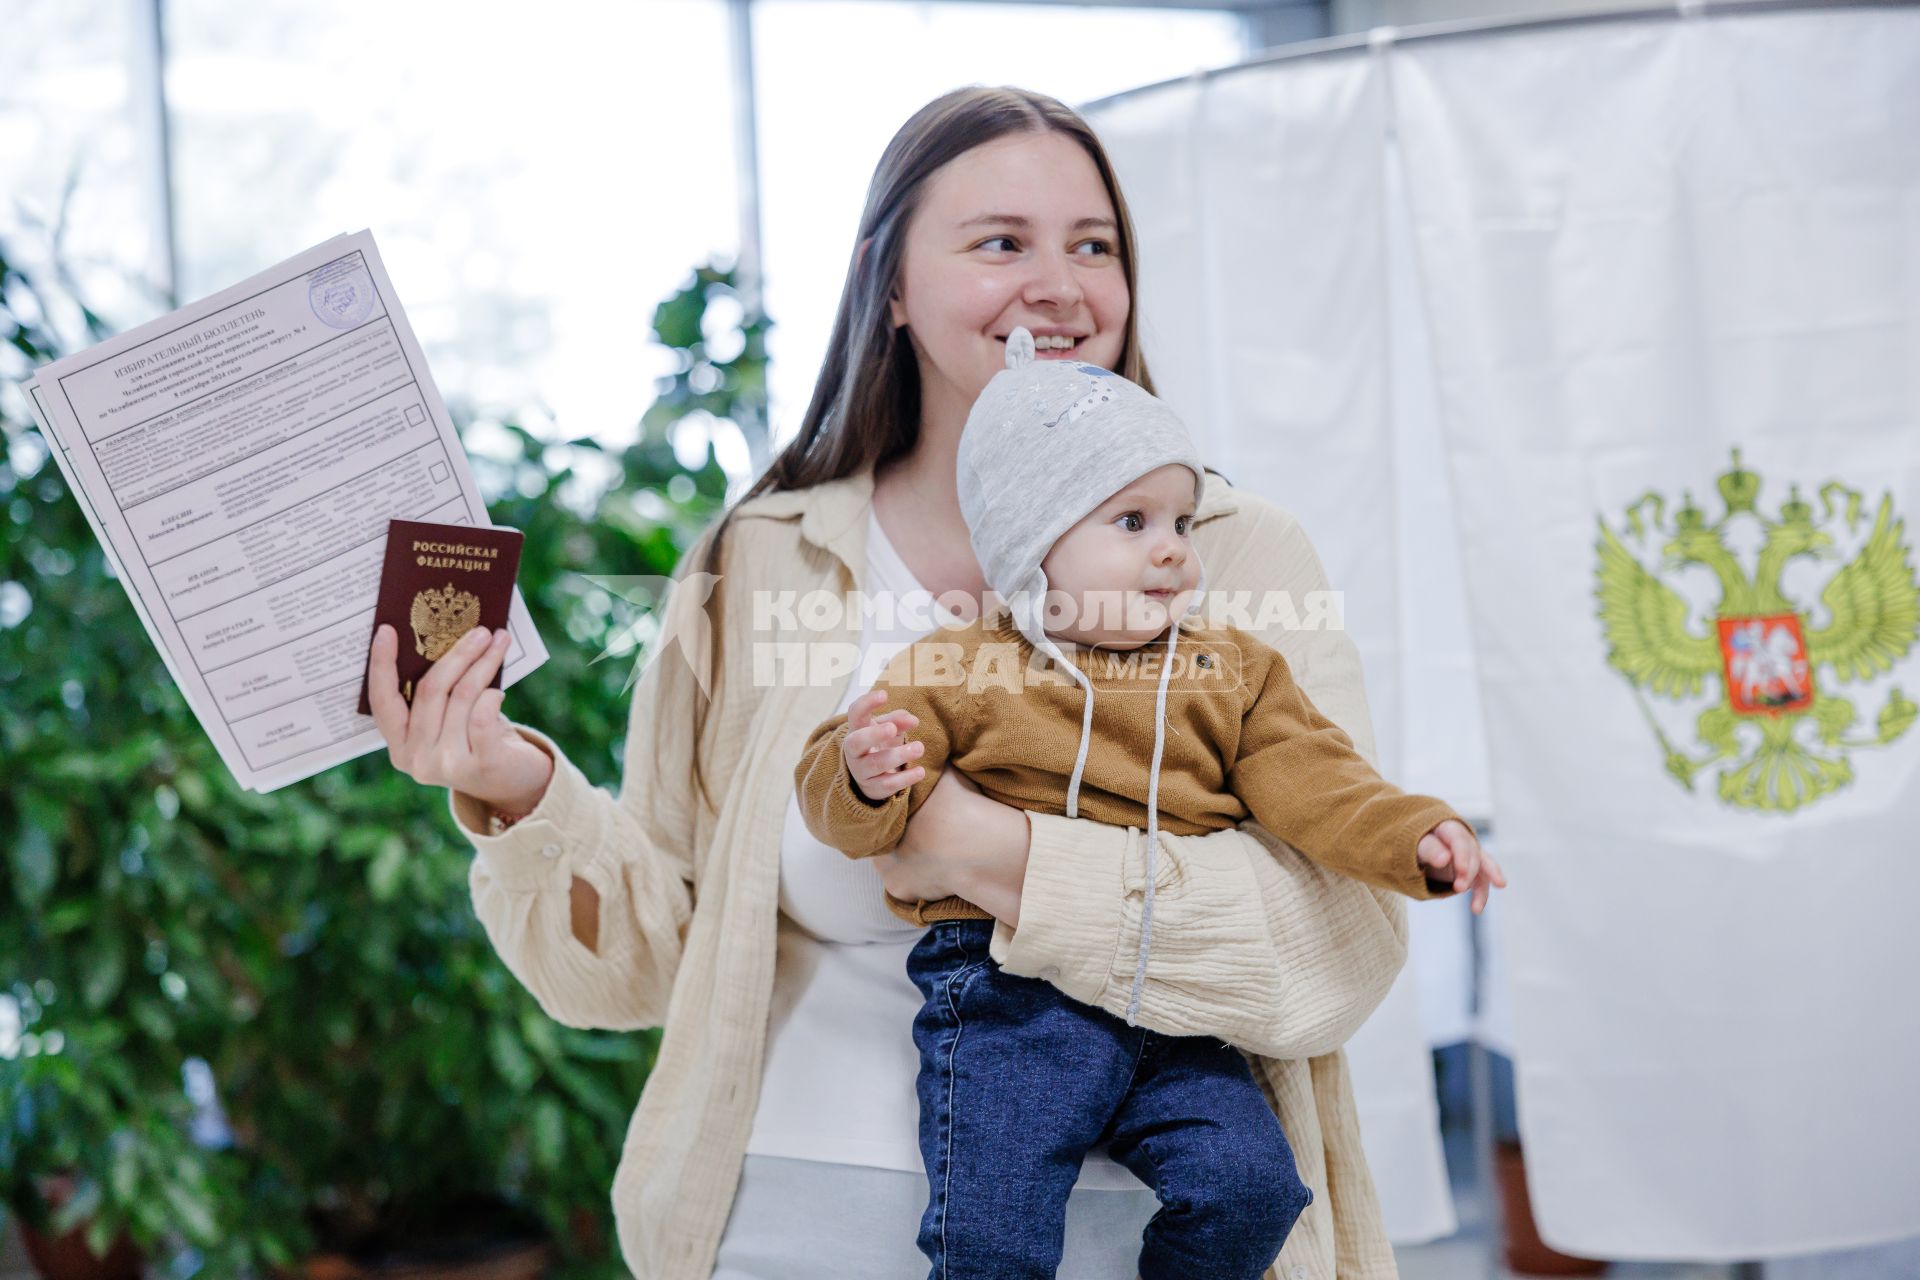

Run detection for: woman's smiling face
[[887, 130, 1131, 425]]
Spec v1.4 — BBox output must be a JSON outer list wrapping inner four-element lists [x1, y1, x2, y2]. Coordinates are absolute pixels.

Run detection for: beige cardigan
[[448, 465, 1410, 1280]]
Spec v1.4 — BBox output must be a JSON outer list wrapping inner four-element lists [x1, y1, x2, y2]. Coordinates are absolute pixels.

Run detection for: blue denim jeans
[[906, 919, 1312, 1280]]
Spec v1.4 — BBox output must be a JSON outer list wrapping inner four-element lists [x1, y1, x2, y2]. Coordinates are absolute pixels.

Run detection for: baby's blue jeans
[[906, 918, 1312, 1280]]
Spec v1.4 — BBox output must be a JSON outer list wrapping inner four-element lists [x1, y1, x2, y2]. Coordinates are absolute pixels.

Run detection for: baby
[[794, 328, 1505, 1280]]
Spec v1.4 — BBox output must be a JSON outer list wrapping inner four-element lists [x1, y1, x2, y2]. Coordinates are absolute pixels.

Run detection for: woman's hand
[[367, 623, 554, 813], [875, 768, 1032, 926]]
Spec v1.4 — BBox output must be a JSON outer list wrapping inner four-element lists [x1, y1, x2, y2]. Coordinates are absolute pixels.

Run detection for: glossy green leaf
[[80, 931, 128, 1009], [162, 1179, 218, 1242], [367, 834, 408, 901], [488, 1021, 536, 1091], [12, 820, 56, 907]]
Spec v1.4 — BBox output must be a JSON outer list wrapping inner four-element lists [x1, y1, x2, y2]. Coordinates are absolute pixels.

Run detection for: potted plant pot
[[12, 1172, 144, 1280], [288, 1240, 550, 1280], [280, 1193, 553, 1280], [1493, 1139, 1608, 1276]]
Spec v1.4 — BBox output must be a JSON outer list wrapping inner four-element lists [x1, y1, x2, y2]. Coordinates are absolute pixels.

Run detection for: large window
[[7, 1, 1248, 467], [166, 0, 742, 446], [0, 0, 159, 333]]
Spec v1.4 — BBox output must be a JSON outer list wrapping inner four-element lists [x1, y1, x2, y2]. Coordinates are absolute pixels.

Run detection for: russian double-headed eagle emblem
[[410, 583, 482, 660], [1594, 449, 1919, 813]]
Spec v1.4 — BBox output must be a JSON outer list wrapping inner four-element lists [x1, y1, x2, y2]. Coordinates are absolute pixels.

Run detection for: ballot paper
[[21, 229, 548, 793]]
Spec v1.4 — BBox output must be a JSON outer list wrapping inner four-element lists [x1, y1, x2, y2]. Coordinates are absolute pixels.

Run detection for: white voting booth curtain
[[1089, 2, 1920, 1260], [1089, 55, 1464, 1246], [1393, 6, 1920, 1261]]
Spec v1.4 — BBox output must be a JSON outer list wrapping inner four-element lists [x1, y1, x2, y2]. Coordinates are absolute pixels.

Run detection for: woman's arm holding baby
[[893, 773, 1409, 1059]]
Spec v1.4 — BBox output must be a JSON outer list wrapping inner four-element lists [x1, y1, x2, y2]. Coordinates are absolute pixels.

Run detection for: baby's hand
[[842, 688, 926, 801], [1416, 818, 1508, 914]]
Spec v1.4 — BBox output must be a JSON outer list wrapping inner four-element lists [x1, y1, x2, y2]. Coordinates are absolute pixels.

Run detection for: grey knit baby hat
[[955, 326, 1208, 1025], [956, 327, 1209, 665]]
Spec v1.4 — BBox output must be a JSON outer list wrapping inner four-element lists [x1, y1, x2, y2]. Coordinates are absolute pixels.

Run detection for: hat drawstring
[[1125, 618, 1183, 1027], [1063, 664, 1094, 818], [1030, 590, 1097, 820]]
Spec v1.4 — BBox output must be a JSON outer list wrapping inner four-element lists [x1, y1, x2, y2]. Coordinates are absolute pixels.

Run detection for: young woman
[[368, 86, 1413, 1280]]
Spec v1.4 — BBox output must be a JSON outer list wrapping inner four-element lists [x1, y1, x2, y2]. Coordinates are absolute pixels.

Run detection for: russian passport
[[357, 519, 525, 716]]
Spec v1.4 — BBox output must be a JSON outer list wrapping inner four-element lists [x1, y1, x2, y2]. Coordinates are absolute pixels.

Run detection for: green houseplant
[[2, 247, 769, 1279], [0, 245, 289, 1277]]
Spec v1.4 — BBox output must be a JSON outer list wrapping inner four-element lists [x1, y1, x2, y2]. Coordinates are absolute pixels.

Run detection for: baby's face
[[1040, 463, 1202, 650]]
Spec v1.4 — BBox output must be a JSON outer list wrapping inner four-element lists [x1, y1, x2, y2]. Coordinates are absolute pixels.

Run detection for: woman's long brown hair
[[681, 85, 1166, 813]]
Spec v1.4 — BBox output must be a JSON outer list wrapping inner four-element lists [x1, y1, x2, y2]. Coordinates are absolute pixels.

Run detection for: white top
[[744, 509, 1145, 1190]]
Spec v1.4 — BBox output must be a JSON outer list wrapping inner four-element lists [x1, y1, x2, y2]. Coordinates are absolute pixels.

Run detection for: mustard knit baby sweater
[[795, 613, 1462, 924]]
